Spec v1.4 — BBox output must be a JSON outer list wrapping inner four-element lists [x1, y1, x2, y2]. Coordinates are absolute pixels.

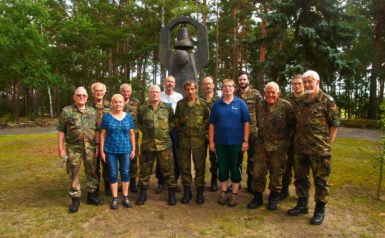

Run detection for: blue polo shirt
[[100, 112, 135, 153], [209, 96, 250, 145]]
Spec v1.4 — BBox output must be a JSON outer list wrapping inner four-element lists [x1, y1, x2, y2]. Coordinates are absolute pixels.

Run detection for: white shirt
[[160, 91, 183, 113]]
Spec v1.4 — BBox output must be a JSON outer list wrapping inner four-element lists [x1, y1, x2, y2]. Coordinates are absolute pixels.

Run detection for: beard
[[239, 83, 248, 89], [305, 89, 315, 94]]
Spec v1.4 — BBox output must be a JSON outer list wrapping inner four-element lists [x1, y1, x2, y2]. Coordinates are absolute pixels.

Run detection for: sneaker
[[218, 191, 228, 205], [122, 196, 132, 208], [228, 194, 239, 207]]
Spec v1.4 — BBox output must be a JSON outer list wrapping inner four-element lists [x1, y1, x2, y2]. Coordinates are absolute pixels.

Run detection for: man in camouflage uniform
[[280, 75, 304, 200], [235, 71, 263, 193], [57, 87, 103, 213], [287, 70, 340, 225], [88, 82, 112, 196], [121, 83, 140, 193], [176, 80, 210, 204], [201, 76, 221, 192], [247, 82, 296, 211], [136, 85, 177, 206]]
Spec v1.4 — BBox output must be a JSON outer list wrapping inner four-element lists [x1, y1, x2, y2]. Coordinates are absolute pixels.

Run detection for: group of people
[[57, 69, 339, 226]]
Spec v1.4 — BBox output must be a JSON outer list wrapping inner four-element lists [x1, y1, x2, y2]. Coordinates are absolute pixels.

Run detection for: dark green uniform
[[281, 93, 302, 191], [175, 97, 210, 187], [124, 98, 140, 179], [235, 88, 263, 190], [203, 95, 220, 175], [57, 104, 99, 198], [88, 100, 111, 184], [137, 101, 176, 189], [294, 90, 340, 203], [254, 99, 296, 192]]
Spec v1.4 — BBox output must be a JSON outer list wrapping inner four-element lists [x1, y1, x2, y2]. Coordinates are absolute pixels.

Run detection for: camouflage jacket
[[285, 93, 303, 115], [57, 104, 98, 151], [235, 88, 263, 136], [138, 101, 174, 151], [256, 98, 296, 151], [88, 99, 111, 127], [203, 94, 221, 109], [123, 98, 140, 127], [175, 97, 210, 148], [294, 90, 340, 156]]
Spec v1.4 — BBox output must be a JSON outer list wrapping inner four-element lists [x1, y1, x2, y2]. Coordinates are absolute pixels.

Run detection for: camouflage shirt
[[202, 94, 221, 109], [285, 93, 303, 115], [256, 98, 296, 151], [123, 98, 140, 127], [88, 99, 111, 127], [138, 101, 175, 151], [175, 97, 210, 148], [294, 90, 340, 156], [57, 104, 98, 151], [235, 88, 263, 135]]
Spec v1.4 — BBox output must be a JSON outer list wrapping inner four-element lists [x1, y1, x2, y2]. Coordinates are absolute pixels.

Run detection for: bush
[[340, 119, 380, 129]]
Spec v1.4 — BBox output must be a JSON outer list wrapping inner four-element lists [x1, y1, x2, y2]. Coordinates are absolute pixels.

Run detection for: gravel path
[[0, 126, 381, 142]]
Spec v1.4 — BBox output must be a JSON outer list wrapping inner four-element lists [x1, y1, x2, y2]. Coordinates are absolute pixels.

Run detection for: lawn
[[0, 133, 384, 237]]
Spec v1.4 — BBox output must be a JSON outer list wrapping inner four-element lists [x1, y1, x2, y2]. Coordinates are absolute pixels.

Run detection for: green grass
[[0, 133, 385, 237]]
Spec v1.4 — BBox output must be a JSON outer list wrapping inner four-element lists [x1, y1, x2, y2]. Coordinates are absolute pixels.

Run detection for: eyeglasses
[[76, 94, 88, 98]]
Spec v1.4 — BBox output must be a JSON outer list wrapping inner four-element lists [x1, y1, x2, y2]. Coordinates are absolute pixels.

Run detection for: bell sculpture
[[159, 16, 209, 93]]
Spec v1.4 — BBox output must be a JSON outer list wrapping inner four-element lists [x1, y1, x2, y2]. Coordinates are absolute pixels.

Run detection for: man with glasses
[[58, 87, 103, 213]]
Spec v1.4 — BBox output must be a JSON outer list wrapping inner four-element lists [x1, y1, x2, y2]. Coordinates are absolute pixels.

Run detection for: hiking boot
[[122, 196, 132, 208], [210, 172, 218, 192], [310, 202, 325, 225], [267, 191, 279, 211], [287, 197, 309, 216], [247, 192, 263, 209], [86, 191, 103, 206], [136, 188, 147, 205], [218, 191, 228, 205], [167, 188, 177, 206], [196, 186, 204, 204], [279, 187, 289, 201], [110, 197, 119, 210], [227, 193, 239, 207], [69, 197, 80, 213], [181, 186, 192, 204]]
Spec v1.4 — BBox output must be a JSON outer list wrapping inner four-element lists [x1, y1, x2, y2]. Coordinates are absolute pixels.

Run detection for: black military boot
[[210, 171, 218, 192], [279, 186, 289, 201], [168, 188, 177, 206], [130, 177, 138, 193], [69, 197, 80, 213], [136, 188, 147, 205], [310, 201, 326, 225], [267, 191, 280, 211], [287, 197, 309, 216], [196, 186, 205, 204], [247, 175, 254, 194], [247, 192, 263, 209], [181, 186, 192, 204], [86, 191, 103, 205], [104, 182, 112, 196]]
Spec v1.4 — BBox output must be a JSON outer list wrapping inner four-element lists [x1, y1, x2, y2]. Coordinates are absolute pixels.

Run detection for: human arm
[[58, 131, 66, 158], [209, 123, 215, 152], [242, 122, 250, 152], [94, 131, 100, 158], [329, 126, 338, 143], [130, 129, 136, 159], [100, 129, 106, 163]]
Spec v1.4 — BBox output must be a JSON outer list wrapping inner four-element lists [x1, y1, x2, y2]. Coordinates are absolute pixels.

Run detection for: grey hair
[[120, 83, 132, 91], [91, 82, 106, 93], [149, 84, 161, 92], [74, 86, 88, 95], [264, 81, 280, 93], [111, 94, 124, 102], [302, 70, 320, 81]]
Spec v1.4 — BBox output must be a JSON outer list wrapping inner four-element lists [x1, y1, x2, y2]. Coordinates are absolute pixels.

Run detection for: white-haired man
[[247, 82, 295, 211], [287, 70, 340, 225]]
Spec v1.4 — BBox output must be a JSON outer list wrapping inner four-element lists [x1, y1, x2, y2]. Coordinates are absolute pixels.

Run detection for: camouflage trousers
[[129, 131, 140, 178], [239, 134, 256, 176], [293, 154, 331, 203], [138, 148, 176, 189], [281, 140, 295, 189], [253, 145, 287, 193], [66, 146, 99, 198], [179, 146, 206, 187]]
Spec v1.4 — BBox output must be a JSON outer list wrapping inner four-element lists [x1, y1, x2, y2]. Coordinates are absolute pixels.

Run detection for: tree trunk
[[231, 6, 238, 80], [257, 2, 268, 92]]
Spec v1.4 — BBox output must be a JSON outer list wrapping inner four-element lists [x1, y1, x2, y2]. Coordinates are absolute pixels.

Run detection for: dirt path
[[0, 126, 381, 142]]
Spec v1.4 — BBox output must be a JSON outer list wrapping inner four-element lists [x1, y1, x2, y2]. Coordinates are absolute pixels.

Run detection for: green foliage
[[340, 119, 381, 129]]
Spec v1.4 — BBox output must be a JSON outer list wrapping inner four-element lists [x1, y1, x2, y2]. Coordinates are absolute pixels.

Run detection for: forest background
[[0, 0, 384, 121]]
